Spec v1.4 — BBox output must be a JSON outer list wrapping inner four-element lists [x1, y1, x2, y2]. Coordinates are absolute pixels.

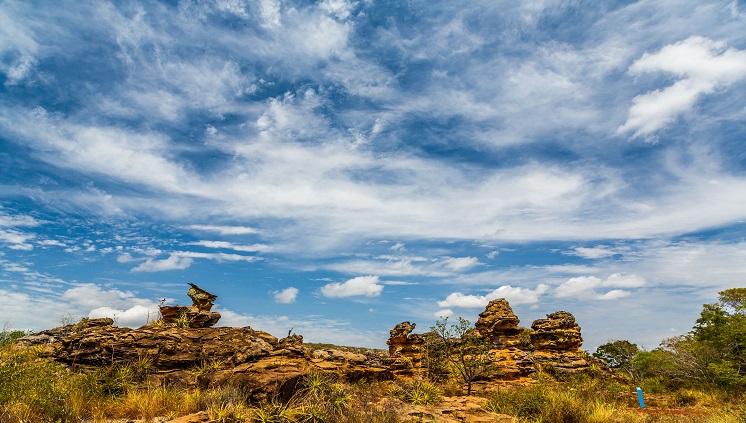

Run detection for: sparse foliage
[[427, 317, 493, 395]]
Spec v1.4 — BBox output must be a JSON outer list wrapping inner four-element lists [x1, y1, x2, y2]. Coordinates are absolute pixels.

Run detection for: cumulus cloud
[[88, 305, 157, 327], [619, 36, 746, 138], [273, 287, 299, 304], [61, 283, 154, 310], [438, 284, 550, 308], [554, 273, 646, 300], [320, 275, 384, 298], [131, 254, 193, 272], [116, 253, 134, 263], [435, 309, 453, 318]]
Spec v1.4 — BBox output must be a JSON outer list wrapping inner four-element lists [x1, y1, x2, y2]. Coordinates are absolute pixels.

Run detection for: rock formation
[[385, 298, 590, 379], [531, 311, 583, 350], [530, 311, 588, 373], [159, 283, 221, 328], [21, 317, 391, 402], [386, 321, 426, 376], [474, 299, 525, 349], [19, 284, 590, 403]]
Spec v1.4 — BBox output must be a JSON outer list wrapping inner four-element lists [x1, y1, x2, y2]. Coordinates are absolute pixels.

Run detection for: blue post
[[636, 386, 645, 409]]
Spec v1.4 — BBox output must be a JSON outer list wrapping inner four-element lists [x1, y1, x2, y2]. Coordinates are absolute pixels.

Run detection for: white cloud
[[437, 284, 549, 308], [186, 225, 259, 235], [61, 283, 153, 310], [189, 240, 272, 252], [441, 256, 479, 271], [435, 309, 453, 319], [0, 229, 34, 250], [320, 275, 384, 298], [273, 287, 299, 304], [390, 242, 406, 251], [0, 212, 39, 227], [175, 251, 261, 263], [570, 246, 618, 259], [619, 36, 746, 138], [116, 253, 134, 263], [88, 304, 158, 328], [38, 239, 66, 247], [554, 273, 646, 300], [131, 254, 193, 272]]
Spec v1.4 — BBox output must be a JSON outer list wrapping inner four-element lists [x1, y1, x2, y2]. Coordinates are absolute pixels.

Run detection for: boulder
[[159, 306, 221, 329], [475, 299, 525, 349], [187, 283, 217, 311], [530, 311, 583, 350]]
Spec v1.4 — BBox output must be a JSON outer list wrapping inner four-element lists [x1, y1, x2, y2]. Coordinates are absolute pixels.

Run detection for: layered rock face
[[20, 284, 392, 402], [386, 321, 426, 376], [474, 299, 525, 349], [531, 311, 583, 350], [530, 311, 588, 373], [22, 317, 391, 402]]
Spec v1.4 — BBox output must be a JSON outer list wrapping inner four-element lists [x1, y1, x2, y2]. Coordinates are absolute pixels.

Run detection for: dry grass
[[2, 338, 745, 423]]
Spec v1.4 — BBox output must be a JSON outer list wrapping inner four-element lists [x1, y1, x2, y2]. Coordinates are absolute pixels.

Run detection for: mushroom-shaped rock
[[187, 283, 218, 311]]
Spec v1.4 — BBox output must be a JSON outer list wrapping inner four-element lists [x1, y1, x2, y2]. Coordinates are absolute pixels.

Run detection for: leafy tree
[[593, 340, 640, 379], [689, 288, 746, 388], [427, 317, 493, 395]]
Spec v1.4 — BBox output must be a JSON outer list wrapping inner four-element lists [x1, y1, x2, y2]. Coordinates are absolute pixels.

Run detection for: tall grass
[[2, 333, 745, 423]]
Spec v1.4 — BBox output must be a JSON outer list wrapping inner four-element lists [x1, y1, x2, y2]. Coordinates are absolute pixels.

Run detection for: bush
[[389, 379, 442, 406], [0, 345, 77, 422]]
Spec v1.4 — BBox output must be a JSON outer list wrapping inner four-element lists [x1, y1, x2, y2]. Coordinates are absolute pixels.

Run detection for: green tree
[[593, 340, 640, 379], [690, 288, 746, 387], [427, 317, 493, 395]]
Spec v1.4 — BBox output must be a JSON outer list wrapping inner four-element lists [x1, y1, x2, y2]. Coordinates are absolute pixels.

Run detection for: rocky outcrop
[[475, 299, 525, 349], [21, 317, 278, 369], [22, 317, 392, 402], [531, 311, 583, 350], [529, 311, 588, 373], [386, 299, 590, 380], [386, 321, 426, 376], [159, 283, 221, 328], [20, 284, 590, 402]]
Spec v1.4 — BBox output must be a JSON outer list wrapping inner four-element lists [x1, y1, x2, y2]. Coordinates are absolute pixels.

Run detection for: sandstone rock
[[530, 311, 583, 350], [187, 283, 217, 311], [22, 319, 278, 369], [475, 299, 525, 349], [166, 411, 209, 423], [390, 321, 416, 338], [159, 306, 221, 329], [402, 396, 516, 423], [386, 322, 426, 376], [158, 284, 221, 328]]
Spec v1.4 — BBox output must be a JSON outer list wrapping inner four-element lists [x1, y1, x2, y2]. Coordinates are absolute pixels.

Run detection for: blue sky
[[1, 0, 745, 350]]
